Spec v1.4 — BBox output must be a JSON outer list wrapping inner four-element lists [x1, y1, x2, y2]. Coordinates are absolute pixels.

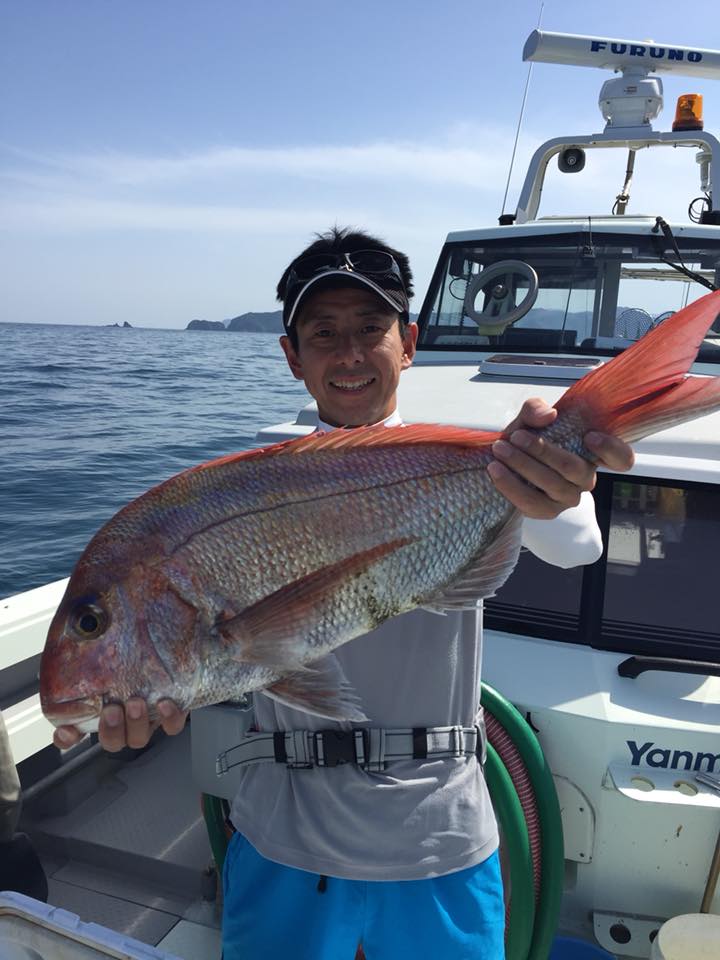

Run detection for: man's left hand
[[487, 398, 635, 519]]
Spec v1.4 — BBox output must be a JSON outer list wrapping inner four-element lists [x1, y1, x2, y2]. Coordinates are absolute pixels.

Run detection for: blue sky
[[3, 0, 720, 327]]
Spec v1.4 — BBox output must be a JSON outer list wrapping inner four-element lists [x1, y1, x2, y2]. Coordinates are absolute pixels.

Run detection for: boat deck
[[18, 726, 222, 959]]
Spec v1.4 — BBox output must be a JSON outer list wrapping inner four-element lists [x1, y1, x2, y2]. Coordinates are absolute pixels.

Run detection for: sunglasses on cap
[[287, 250, 406, 287], [283, 250, 408, 329]]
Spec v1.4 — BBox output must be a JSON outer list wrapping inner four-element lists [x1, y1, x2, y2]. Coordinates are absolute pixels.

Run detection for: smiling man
[[52, 226, 634, 958], [218, 227, 635, 960]]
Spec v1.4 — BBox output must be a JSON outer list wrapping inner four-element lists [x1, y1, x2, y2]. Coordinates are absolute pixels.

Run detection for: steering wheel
[[464, 260, 539, 335]]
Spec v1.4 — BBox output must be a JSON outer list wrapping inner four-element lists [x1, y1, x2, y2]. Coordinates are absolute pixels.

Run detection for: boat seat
[[614, 307, 654, 339]]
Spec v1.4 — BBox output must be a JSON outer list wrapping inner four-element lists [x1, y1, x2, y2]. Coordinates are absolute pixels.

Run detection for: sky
[[3, 0, 720, 328]]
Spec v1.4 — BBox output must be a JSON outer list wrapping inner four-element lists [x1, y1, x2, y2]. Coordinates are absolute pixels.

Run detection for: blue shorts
[[222, 832, 505, 960]]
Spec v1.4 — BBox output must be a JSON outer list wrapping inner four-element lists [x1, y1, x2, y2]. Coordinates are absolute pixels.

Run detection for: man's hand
[[488, 398, 635, 519], [52, 699, 188, 753]]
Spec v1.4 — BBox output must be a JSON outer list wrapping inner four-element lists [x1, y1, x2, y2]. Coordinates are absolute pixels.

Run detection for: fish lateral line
[[167, 460, 494, 558]]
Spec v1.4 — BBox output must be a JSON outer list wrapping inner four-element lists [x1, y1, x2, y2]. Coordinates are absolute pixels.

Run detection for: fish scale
[[166, 444, 500, 607], [39, 289, 720, 726]]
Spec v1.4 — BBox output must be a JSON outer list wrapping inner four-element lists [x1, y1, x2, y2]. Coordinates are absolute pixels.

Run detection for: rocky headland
[[186, 311, 283, 333]]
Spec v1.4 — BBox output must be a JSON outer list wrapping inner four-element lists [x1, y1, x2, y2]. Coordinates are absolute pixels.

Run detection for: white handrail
[[1, 578, 67, 762]]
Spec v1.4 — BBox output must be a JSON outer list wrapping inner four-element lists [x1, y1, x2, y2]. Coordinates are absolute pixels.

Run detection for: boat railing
[[1, 579, 67, 765], [514, 130, 720, 224]]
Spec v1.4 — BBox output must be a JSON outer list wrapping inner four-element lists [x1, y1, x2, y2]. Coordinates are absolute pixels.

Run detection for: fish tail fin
[[555, 290, 720, 443]]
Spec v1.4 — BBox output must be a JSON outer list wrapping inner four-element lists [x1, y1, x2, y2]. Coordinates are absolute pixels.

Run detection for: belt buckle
[[314, 730, 367, 767], [284, 731, 314, 769]]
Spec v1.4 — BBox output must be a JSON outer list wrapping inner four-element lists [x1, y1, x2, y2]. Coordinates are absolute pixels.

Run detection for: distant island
[[186, 310, 418, 333], [186, 319, 226, 331], [107, 321, 133, 328], [187, 311, 283, 334]]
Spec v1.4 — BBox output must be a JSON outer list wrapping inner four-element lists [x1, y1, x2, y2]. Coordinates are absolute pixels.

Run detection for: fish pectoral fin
[[223, 537, 414, 667], [421, 511, 524, 611], [263, 654, 369, 722]]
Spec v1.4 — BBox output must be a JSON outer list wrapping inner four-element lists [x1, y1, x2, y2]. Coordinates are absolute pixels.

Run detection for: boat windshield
[[418, 231, 720, 363]]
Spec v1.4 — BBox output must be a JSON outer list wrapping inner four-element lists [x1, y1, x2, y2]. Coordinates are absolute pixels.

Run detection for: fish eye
[[72, 604, 107, 639]]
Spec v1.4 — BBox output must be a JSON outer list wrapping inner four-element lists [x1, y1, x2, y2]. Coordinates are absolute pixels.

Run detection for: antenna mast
[[500, 2, 544, 217]]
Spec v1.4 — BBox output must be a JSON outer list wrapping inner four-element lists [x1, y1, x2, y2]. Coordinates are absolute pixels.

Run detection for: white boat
[[2, 29, 720, 960]]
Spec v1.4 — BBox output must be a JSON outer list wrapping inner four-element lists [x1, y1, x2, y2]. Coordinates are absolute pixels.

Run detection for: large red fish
[[40, 292, 720, 728]]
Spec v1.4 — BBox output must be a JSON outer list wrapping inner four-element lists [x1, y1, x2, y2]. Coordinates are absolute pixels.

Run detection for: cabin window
[[483, 546, 584, 642], [597, 478, 720, 661], [419, 235, 720, 361], [484, 477, 720, 662]]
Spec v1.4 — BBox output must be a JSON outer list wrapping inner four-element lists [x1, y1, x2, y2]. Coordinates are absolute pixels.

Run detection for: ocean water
[[0, 323, 309, 599]]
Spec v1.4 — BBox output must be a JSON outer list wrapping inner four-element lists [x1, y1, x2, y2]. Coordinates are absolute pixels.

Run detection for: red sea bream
[[39, 291, 720, 729]]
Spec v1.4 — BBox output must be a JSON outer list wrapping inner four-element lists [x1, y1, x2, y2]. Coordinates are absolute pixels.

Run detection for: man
[[1, 710, 48, 901], [55, 228, 633, 958]]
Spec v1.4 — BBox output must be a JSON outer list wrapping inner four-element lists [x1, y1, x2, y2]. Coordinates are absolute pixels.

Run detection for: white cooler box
[[0, 891, 183, 960]]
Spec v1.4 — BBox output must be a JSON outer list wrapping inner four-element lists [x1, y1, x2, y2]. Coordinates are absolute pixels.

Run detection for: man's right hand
[[52, 699, 188, 753]]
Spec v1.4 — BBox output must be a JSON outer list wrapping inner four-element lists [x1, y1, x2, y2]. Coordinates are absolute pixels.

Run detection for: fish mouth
[[41, 695, 103, 730]]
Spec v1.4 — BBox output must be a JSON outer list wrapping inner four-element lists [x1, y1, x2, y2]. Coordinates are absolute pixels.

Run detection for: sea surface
[[1, 323, 309, 599]]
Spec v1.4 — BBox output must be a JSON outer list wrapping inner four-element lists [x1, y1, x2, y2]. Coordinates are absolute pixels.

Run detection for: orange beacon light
[[672, 93, 704, 131]]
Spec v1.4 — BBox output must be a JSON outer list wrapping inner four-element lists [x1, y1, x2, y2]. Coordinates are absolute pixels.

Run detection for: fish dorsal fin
[[185, 436, 299, 474], [421, 510, 524, 611], [283, 422, 502, 455], [181, 423, 499, 479]]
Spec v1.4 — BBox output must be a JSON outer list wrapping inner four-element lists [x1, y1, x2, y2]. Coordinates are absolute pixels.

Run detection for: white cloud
[[0, 197, 373, 233], [0, 124, 709, 237], [0, 128, 517, 234], [2, 127, 516, 189]]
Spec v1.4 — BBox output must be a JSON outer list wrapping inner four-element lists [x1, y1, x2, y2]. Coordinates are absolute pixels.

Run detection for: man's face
[[280, 287, 418, 428]]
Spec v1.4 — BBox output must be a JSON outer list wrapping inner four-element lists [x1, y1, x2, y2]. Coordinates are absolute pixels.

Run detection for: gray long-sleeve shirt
[[229, 413, 602, 880]]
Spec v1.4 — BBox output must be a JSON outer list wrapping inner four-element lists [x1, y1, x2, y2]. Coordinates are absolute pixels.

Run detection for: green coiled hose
[[482, 682, 565, 960], [485, 741, 535, 960]]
